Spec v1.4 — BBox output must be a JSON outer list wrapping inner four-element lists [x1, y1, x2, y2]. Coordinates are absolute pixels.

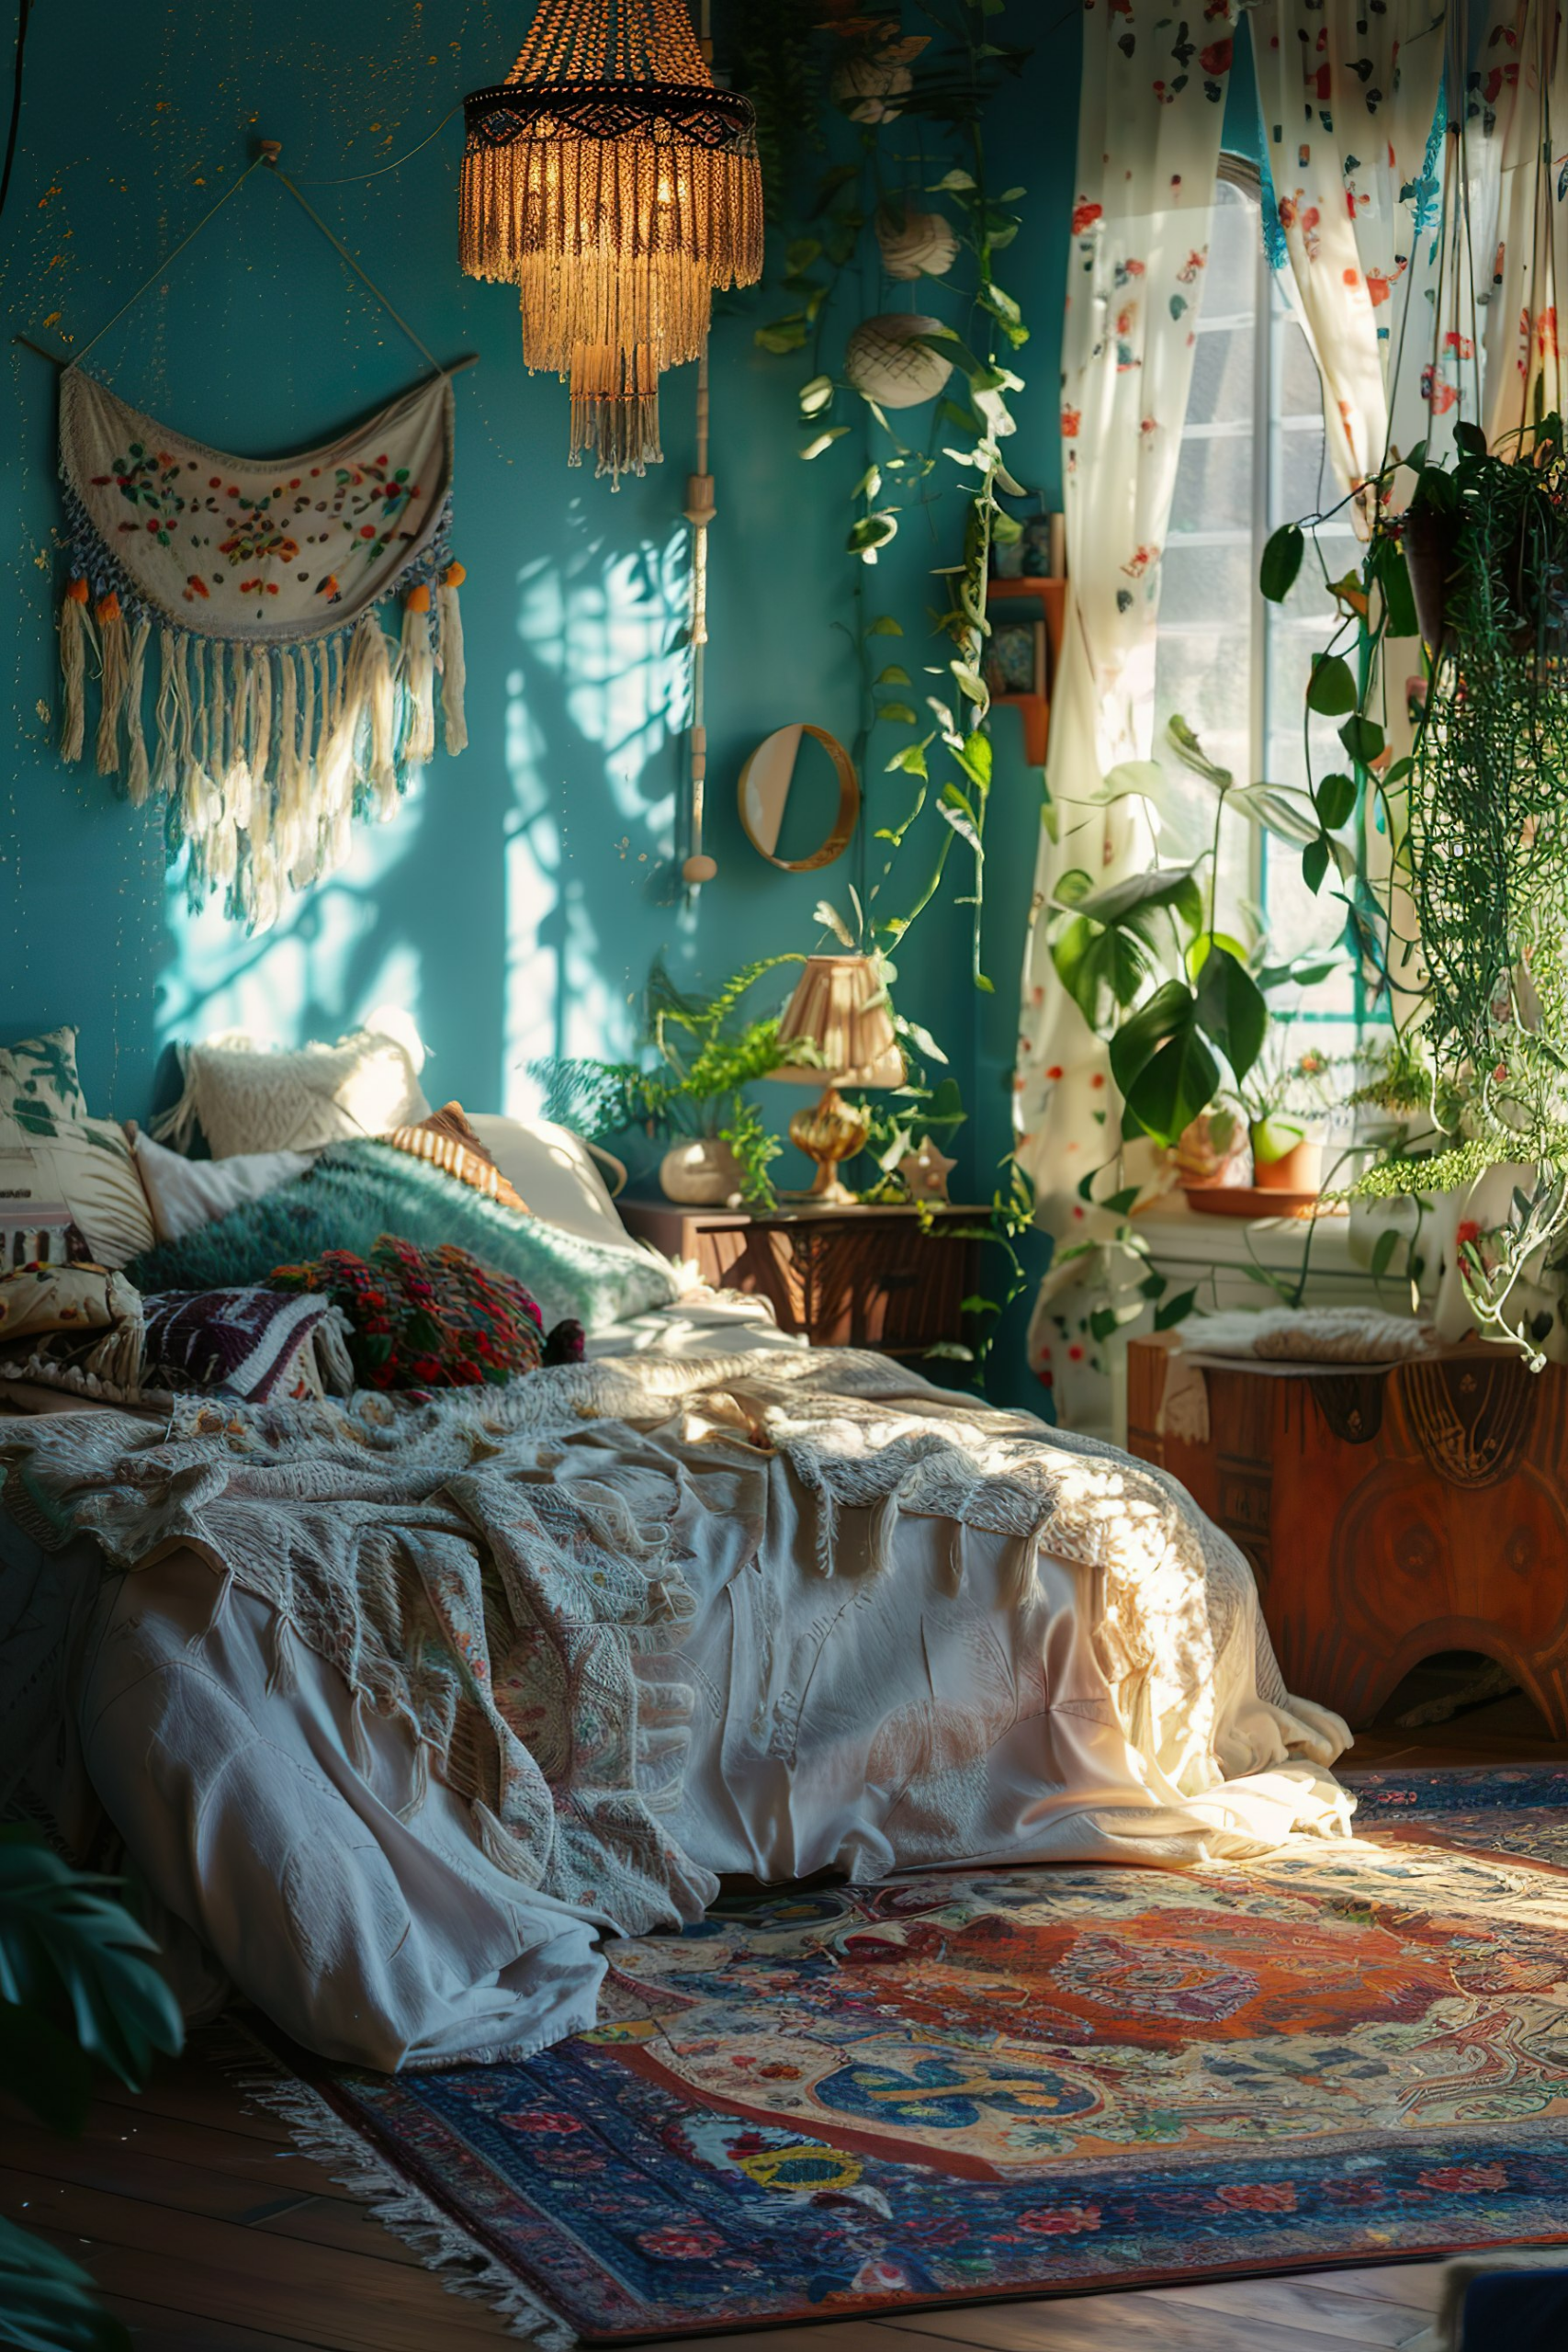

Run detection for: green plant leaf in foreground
[[0, 1827, 184, 2122], [0, 2215, 130, 2352], [1259, 522, 1304, 603]]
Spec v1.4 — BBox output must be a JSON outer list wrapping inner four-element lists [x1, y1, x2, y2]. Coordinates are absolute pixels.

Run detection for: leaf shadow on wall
[[150, 515, 693, 1121]]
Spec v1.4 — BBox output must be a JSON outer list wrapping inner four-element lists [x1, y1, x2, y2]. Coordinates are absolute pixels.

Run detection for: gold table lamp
[[766, 955, 906, 1205]]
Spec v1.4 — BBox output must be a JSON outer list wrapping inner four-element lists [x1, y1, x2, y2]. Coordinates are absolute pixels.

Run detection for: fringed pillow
[[269, 1235, 570, 1392], [381, 1101, 529, 1212]]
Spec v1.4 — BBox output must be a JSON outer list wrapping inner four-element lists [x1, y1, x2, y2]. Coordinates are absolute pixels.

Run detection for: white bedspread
[[0, 1305, 1351, 2072]]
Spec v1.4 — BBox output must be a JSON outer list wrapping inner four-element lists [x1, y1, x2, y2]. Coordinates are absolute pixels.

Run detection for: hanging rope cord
[[65, 152, 455, 379], [0, 0, 33, 232]]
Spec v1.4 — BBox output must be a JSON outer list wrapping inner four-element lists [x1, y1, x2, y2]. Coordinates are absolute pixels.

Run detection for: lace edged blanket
[[0, 1351, 1293, 1930]]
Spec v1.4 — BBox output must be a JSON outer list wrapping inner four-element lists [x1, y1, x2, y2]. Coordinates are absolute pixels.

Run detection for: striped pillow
[[382, 1102, 529, 1213]]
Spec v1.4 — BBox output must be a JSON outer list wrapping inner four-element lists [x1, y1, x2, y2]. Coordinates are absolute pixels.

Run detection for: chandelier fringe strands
[[460, 0, 762, 480]]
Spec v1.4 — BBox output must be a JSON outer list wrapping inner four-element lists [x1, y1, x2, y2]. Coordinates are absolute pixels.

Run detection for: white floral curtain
[[1013, 0, 1237, 1432], [1476, 0, 1568, 448], [1251, 0, 1448, 514]]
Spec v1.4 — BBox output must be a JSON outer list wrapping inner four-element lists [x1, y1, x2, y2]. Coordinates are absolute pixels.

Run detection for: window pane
[[1168, 432, 1253, 535], [1185, 326, 1256, 427]]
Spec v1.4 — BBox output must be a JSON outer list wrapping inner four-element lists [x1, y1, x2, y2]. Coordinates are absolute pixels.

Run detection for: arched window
[[1153, 157, 1360, 1058]]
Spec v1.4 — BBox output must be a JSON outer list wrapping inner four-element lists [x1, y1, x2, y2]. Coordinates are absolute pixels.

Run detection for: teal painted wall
[[0, 0, 1165, 1400]]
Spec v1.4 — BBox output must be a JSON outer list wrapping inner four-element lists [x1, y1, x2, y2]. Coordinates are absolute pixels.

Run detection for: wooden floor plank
[[7, 2121, 423, 2263], [1126, 2274, 1435, 2342], [32, 2089, 353, 2197], [887, 2288, 1428, 2351], [1252, 2263, 1447, 2314], [112, 2292, 345, 2352], [4, 2190, 513, 2352]]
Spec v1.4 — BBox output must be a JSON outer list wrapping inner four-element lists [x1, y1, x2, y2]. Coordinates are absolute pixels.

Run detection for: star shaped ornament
[[900, 1139, 956, 1204]]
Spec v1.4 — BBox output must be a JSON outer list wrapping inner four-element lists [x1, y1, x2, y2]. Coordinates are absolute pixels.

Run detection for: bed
[[0, 1277, 1350, 2074]]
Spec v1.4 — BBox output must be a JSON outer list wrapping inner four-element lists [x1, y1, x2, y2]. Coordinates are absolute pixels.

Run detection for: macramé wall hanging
[[38, 146, 471, 935]]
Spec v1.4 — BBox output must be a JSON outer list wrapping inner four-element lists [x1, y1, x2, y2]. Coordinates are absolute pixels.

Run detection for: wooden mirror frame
[[738, 723, 861, 872]]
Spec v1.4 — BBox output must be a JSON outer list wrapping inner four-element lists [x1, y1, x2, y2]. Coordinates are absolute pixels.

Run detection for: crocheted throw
[[0, 1351, 1299, 1936]]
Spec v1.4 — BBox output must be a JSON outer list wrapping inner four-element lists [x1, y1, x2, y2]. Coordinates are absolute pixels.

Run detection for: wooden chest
[[1126, 1334, 1568, 1737]]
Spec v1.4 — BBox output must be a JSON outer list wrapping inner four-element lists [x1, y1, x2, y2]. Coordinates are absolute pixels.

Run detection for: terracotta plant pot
[[1250, 1125, 1323, 1195], [660, 1137, 743, 1206]]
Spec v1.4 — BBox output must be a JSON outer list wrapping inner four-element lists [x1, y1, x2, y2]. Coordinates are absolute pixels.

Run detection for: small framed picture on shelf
[[1021, 510, 1066, 579], [983, 620, 1044, 698]]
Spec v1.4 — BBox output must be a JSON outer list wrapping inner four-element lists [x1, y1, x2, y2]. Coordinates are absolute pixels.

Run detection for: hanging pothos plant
[[736, 0, 1031, 994], [1263, 413, 1568, 1362]]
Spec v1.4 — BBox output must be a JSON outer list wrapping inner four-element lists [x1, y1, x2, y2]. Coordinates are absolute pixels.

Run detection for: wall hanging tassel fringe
[[437, 560, 468, 755], [124, 616, 152, 806], [400, 583, 436, 764], [55, 364, 467, 931], [94, 592, 128, 778], [58, 576, 90, 762]]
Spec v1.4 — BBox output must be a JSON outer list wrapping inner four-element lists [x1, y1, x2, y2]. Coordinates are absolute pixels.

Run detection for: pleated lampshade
[[767, 956, 907, 1089], [460, 0, 763, 480]]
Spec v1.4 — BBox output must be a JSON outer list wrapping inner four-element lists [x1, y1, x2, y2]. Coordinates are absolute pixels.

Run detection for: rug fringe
[[224, 2039, 577, 2347]]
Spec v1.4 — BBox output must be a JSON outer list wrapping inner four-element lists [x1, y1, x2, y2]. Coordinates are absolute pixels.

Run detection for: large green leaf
[[0, 2215, 130, 2351], [1227, 783, 1322, 847], [1051, 916, 1154, 1022], [0, 1828, 183, 2116], [1126, 1026, 1222, 1148], [1259, 523, 1304, 603], [1306, 653, 1358, 716], [1314, 771, 1358, 831], [1193, 944, 1268, 1082], [1068, 865, 1203, 934], [1106, 978, 1200, 1113], [1371, 534, 1419, 639]]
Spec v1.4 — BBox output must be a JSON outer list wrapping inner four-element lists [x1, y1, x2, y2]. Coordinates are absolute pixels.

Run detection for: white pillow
[[466, 1114, 627, 1246], [132, 1128, 314, 1246], [0, 1116, 154, 1270], [153, 1012, 430, 1159]]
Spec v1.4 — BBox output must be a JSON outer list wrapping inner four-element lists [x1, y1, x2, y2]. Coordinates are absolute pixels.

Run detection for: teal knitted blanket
[[127, 1143, 680, 1334]]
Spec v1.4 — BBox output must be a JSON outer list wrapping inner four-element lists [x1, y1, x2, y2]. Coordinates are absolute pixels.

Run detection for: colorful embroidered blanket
[[56, 366, 467, 930]]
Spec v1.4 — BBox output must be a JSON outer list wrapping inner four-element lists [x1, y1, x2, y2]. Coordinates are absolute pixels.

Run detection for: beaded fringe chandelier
[[459, 0, 762, 481]]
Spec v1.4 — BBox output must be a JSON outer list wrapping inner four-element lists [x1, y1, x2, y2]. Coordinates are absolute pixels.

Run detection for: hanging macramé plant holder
[[39, 146, 472, 933]]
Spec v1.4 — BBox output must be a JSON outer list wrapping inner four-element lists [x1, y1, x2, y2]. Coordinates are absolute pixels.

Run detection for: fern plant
[[0, 1825, 185, 2350], [532, 955, 818, 1207]]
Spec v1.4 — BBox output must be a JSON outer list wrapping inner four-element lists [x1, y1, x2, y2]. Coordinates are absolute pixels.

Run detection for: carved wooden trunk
[[1125, 1336, 1568, 1737]]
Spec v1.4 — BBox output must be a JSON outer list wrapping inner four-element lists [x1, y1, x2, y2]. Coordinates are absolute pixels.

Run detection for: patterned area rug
[[275, 1769, 1568, 2342]]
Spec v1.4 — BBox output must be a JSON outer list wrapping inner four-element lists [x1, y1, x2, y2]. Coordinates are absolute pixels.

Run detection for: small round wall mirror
[[738, 724, 861, 872]]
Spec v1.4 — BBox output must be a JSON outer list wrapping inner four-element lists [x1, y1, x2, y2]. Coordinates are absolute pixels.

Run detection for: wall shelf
[[985, 575, 1066, 767]]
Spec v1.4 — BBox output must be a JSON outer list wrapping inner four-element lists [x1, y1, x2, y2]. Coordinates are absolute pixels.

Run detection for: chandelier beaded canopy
[[459, 0, 762, 480]]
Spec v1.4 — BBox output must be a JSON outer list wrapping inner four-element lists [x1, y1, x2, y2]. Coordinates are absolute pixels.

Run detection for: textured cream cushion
[[466, 1114, 626, 1246], [154, 1015, 431, 1159], [0, 1117, 154, 1270], [131, 1128, 315, 1247]]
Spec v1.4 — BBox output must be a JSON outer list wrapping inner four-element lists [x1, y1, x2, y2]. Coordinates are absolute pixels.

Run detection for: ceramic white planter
[[660, 1138, 744, 1206]]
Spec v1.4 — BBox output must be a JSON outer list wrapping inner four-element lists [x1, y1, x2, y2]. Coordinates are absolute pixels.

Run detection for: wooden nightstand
[[616, 1198, 986, 1363]]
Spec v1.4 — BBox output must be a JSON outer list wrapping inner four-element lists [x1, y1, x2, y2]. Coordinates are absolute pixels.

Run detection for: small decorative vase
[[1250, 1122, 1323, 1194], [660, 1137, 744, 1206]]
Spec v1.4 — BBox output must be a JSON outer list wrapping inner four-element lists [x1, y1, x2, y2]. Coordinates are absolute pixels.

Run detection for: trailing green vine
[[1264, 413, 1568, 1362], [735, 0, 1031, 994]]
